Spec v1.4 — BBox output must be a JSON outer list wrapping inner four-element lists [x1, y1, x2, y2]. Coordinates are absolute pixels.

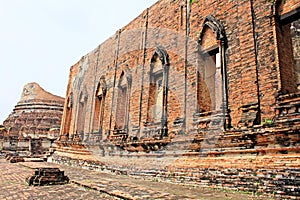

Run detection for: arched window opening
[[115, 71, 131, 132], [92, 77, 107, 137], [146, 47, 170, 137], [148, 53, 164, 123], [197, 15, 230, 130]]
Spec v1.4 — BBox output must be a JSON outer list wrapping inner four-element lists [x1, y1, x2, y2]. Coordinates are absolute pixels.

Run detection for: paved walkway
[[0, 159, 118, 200], [0, 159, 275, 200]]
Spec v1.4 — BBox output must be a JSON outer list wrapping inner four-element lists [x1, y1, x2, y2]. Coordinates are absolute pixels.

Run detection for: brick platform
[[26, 167, 69, 186]]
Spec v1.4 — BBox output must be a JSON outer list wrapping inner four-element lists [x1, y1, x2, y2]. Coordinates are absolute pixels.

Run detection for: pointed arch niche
[[146, 47, 170, 137], [76, 91, 88, 140], [92, 76, 107, 137], [196, 15, 230, 130], [62, 93, 73, 140], [115, 68, 132, 132]]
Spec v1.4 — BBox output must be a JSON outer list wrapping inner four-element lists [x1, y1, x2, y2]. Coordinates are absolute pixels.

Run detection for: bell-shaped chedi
[[1, 82, 64, 155]]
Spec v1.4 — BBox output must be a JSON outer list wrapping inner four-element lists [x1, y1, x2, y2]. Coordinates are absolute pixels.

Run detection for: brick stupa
[[1, 82, 64, 155]]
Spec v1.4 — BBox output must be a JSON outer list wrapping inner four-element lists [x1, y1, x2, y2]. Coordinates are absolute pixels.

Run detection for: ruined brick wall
[[53, 1, 300, 197], [59, 0, 300, 140]]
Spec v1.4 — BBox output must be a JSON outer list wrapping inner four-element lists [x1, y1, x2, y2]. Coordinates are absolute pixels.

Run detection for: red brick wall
[[60, 0, 300, 138], [54, 2, 300, 197]]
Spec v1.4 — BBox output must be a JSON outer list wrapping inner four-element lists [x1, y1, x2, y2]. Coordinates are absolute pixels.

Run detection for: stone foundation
[[50, 151, 300, 199], [50, 125, 300, 199]]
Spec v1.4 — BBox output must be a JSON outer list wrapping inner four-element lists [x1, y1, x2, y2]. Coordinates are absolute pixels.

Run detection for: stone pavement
[[0, 158, 275, 200], [0, 159, 118, 200]]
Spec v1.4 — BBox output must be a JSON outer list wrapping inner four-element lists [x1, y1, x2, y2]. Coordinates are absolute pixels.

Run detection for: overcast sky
[[0, 0, 157, 123]]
